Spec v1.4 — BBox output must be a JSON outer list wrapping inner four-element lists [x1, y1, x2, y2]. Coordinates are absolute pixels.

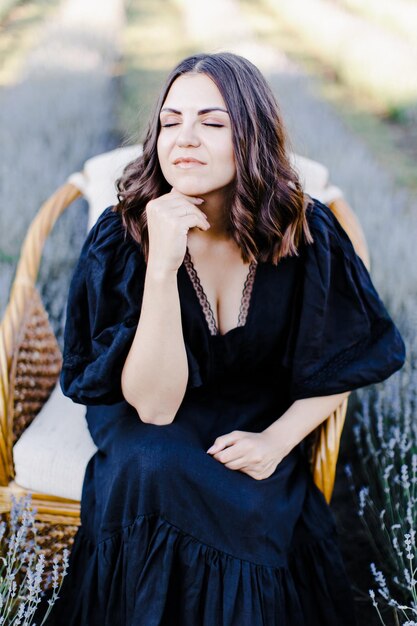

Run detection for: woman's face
[[157, 73, 236, 197]]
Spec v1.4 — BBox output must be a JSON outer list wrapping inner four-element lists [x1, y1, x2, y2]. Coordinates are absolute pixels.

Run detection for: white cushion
[[289, 153, 343, 205], [13, 383, 97, 501], [68, 144, 143, 230]]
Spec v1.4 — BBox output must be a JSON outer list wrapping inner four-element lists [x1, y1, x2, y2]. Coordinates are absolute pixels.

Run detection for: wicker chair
[[0, 146, 370, 577]]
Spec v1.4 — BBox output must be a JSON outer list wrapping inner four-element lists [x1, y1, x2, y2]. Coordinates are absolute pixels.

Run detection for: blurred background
[[1, 1, 416, 624]]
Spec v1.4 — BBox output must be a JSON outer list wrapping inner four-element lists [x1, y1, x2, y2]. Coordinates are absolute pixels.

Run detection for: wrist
[[146, 261, 178, 283], [263, 418, 297, 458]]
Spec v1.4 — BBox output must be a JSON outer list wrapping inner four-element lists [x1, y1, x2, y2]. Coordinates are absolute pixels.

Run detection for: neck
[[191, 187, 232, 242]]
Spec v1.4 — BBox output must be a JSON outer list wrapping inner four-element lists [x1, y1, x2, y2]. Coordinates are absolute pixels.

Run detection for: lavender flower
[[0, 494, 69, 624], [350, 316, 417, 625]]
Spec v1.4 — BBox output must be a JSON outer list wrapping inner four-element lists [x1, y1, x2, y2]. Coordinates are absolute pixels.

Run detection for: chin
[[172, 180, 211, 196]]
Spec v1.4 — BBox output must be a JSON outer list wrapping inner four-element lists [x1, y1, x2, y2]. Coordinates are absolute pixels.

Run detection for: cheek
[[156, 136, 166, 163], [156, 137, 171, 176], [219, 134, 235, 166], [216, 143, 236, 178]]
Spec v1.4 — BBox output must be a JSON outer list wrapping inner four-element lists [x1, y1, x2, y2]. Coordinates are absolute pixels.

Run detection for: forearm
[[263, 391, 351, 456], [121, 264, 188, 425]]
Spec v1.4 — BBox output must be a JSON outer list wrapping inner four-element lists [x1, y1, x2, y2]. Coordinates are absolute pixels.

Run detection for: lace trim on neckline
[[183, 248, 258, 336]]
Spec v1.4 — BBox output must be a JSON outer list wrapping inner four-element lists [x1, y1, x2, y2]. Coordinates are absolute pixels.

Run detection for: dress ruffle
[[45, 512, 357, 626]]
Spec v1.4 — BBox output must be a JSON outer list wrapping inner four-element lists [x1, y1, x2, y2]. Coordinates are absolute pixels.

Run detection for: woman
[[46, 52, 406, 625]]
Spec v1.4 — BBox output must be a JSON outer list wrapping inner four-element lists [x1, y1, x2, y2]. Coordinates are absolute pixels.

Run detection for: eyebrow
[[160, 107, 229, 115]]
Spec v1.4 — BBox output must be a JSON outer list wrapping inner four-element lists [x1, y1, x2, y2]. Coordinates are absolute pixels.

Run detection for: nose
[[176, 121, 200, 147]]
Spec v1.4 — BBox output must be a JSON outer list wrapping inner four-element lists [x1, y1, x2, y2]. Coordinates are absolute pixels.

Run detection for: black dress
[[46, 197, 406, 626]]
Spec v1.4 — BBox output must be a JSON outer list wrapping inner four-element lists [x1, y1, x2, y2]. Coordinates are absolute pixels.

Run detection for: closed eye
[[161, 123, 224, 128]]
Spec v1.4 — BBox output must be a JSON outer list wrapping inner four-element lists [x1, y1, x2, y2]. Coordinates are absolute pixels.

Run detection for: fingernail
[[196, 198, 204, 203], [206, 447, 214, 453]]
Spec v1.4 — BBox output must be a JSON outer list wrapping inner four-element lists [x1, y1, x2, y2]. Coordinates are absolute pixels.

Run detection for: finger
[[177, 211, 210, 232], [179, 216, 210, 235], [168, 205, 209, 221], [169, 188, 205, 204], [213, 440, 246, 462], [163, 202, 209, 226], [224, 457, 249, 470], [218, 449, 247, 465], [207, 432, 242, 454]]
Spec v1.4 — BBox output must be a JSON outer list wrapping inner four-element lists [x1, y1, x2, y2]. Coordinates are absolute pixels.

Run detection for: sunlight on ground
[[337, 0, 417, 45], [240, 0, 417, 194], [262, 0, 417, 117]]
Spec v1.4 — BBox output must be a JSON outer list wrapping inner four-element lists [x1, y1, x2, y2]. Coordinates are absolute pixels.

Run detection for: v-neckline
[[183, 246, 259, 339]]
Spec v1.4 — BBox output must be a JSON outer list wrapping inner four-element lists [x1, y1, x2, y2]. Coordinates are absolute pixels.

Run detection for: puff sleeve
[[283, 198, 406, 402], [60, 206, 145, 405]]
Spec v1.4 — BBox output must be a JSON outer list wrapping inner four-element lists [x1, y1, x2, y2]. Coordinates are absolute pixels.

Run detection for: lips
[[173, 157, 206, 165]]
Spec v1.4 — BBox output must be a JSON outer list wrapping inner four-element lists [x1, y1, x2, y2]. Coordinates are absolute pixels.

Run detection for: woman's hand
[[206, 430, 291, 480], [146, 188, 210, 274]]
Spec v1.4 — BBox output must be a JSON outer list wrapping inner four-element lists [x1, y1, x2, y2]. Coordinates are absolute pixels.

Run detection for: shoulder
[[86, 205, 143, 265], [304, 195, 356, 258]]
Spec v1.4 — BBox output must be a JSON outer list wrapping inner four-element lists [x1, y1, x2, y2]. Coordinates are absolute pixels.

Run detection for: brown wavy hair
[[115, 51, 314, 265]]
